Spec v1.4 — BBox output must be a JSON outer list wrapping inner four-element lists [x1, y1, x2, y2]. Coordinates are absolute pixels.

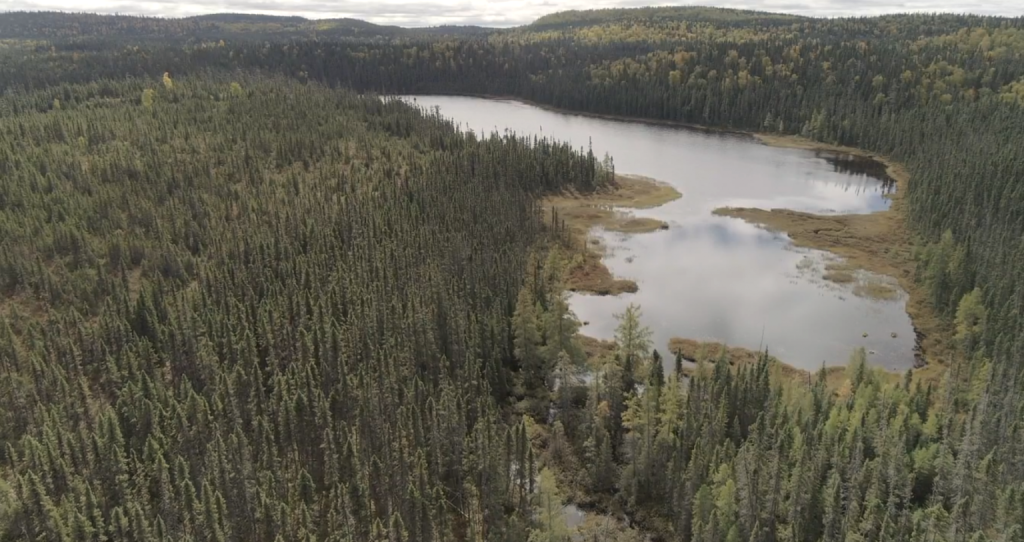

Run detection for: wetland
[[404, 95, 919, 372]]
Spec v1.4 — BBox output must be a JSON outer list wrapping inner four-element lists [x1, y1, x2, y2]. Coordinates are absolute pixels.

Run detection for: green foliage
[[0, 478, 16, 537], [954, 288, 987, 351], [530, 6, 804, 29], [601, 340, 1020, 541], [0, 11, 485, 43], [614, 303, 652, 381], [515, 285, 546, 402], [528, 468, 571, 542], [546, 305, 1022, 542], [0, 75, 608, 541], [574, 515, 646, 541], [1, 7, 1023, 542], [513, 250, 589, 418]]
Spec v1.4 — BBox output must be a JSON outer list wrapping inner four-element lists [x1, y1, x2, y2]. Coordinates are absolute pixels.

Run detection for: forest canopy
[[0, 6, 1023, 542]]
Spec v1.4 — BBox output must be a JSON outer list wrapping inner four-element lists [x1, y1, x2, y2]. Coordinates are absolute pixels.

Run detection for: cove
[[403, 95, 916, 372]]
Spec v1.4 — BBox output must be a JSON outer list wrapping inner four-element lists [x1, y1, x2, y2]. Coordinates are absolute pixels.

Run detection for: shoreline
[[402, 91, 756, 138], [753, 133, 911, 185], [413, 92, 943, 379], [403, 94, 909, 188], [545, 173, 681, 296], [667, 337, 856, 389], [403, 91, 912, 169]]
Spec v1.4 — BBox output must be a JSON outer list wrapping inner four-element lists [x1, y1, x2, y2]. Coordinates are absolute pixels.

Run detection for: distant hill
[[188, 13, 309, 24], [2, 7, 1015, 45], [525, 7, 1020, 40], [418, 25, 492, 36], [529, 6, 807, 29], [0, 11, 489, 42]]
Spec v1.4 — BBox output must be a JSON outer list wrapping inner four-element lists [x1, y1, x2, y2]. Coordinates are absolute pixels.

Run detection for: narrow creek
[[404, 95, 916, 372]]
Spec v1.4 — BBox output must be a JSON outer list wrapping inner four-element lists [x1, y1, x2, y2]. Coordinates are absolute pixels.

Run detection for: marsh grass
[[853, 280, 900, 301], [715, 135, 952, 382], [667, 337, 855, 389], [822, 262, 856, 284], [546, 174, 680, 295]]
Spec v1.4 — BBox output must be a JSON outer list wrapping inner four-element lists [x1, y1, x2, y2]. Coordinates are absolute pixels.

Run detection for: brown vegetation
[[754, 133, 902, 159], [579, 334, 617, 370], [668, 337, 849, 389], [820, 262, 899, 301], [853, 280, 900, 301], [546, 173, 681, 295], [563, 250, 640, 296], [822, 262, 856, 284], [714, 135, 952, 374], [668, 337, 772, 367]]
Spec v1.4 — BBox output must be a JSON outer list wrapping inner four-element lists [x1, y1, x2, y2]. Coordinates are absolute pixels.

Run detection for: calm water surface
[[404, 96, 915, 371]]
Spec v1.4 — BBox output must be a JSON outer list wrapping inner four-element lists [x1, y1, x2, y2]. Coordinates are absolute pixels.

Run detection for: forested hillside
[[0, 74, 612, 540], [0, 11, 489, 43], [1, 7, 1023, 542]]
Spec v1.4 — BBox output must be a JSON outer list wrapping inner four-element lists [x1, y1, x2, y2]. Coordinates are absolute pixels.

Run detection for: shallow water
[[564, 504, 587, 532], [403, 96, 915, 371]]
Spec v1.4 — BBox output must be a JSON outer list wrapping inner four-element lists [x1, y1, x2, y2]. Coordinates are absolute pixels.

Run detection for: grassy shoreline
[[433, 93, 944, 378], [713, 135, 949, 381], [668, 337, 855, 389], [546, 173, 681, 296]]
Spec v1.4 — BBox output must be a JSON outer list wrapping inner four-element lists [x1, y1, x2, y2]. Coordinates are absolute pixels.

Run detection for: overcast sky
[[5, 0, 1023, 27]]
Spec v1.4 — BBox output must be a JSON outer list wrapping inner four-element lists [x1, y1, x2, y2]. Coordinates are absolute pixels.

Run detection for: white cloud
[[6, 0, 1023, 27]]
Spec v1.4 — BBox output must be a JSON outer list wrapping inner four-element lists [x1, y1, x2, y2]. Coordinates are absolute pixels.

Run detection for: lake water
[[403, 96, 916, 371]]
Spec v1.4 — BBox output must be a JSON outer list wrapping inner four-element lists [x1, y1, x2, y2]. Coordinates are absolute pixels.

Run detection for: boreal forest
[[1, 6, 1023, 542]]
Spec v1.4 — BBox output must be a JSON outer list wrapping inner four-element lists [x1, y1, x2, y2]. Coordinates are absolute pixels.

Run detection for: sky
[[4, 0, 1023, 27]]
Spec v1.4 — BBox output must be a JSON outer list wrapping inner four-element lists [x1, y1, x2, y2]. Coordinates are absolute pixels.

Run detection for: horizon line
[[2, 6, 1022, 30]]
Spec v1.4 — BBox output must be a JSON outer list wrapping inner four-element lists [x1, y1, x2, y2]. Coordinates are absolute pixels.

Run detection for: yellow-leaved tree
[[528, 468, 571, 542]]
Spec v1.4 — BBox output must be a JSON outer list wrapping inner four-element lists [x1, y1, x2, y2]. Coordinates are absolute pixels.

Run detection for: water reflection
[[402, 96, 915, 371], [821, 152, 898, 191], [570, 216, 912, 371]]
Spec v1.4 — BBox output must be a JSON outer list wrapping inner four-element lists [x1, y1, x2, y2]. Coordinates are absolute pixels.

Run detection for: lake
[[403, 96, 916, 372]]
